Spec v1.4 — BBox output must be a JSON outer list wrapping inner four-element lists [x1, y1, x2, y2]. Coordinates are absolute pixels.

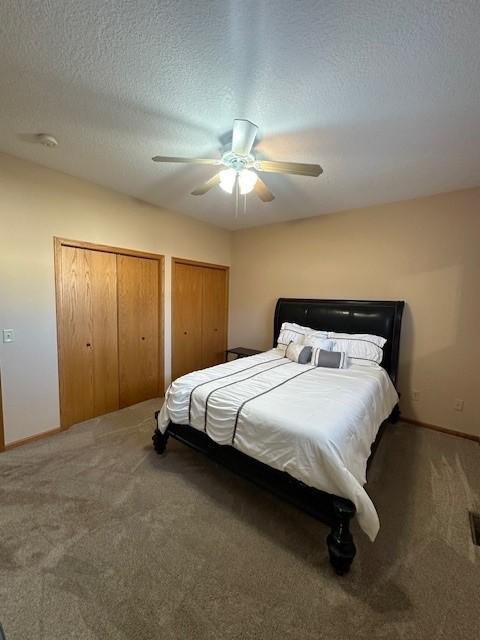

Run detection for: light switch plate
[[2, 329, 15, 343]]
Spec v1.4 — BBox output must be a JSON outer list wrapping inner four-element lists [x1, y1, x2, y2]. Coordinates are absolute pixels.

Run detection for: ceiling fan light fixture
[[219, 168, 258, 195], [238, 169, 257, 195], [219, 168, 237, 194]]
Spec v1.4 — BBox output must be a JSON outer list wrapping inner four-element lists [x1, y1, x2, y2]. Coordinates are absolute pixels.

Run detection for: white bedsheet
[[157, 349, 398, 540]]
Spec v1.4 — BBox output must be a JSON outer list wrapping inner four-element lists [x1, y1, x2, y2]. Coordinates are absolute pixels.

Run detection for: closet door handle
[[86, 343, 91, 347], [141, 337, 146, 341], [184, 331, 188, 335]]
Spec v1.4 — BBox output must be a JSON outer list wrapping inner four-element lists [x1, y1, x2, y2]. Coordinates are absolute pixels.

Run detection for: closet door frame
[[171, 257, 229, 377], [54, 237, 165, 430]]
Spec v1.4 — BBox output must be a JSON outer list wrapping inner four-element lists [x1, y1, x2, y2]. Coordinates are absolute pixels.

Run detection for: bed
[[153, 298, 404, 574]]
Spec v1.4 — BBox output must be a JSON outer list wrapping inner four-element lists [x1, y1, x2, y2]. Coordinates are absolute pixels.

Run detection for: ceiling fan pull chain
[[243, 193, 247, 215], [235, 179, 239, 217]]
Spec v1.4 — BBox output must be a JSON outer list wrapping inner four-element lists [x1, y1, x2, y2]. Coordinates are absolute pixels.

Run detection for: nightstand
[[226, 347, 262, 361]]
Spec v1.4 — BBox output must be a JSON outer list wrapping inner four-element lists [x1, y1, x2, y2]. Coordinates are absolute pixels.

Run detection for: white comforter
[[157, 349, 398, 540]]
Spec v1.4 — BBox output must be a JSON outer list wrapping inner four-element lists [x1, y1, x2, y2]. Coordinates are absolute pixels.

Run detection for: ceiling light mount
[[221, 151, 254, 171], [37, 133, 58, 148]]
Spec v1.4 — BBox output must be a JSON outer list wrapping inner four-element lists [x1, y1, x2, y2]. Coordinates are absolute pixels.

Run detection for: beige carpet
[[0, 399, 479, 640]]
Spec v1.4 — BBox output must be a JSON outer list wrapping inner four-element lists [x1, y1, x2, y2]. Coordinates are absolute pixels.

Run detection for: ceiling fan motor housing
[[222, 151, 254, 171]]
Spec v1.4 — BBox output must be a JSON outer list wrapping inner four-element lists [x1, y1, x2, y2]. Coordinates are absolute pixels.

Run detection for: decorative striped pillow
[[311, 348, 347, 369], [285, 343, 313, 364], [328, 332, 385, 365], [327, 331, 386, 347], [277, 322, 327, 349]]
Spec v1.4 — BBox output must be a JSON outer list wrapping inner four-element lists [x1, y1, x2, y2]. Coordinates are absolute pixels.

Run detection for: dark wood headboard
[[273, 298, 404, 385]]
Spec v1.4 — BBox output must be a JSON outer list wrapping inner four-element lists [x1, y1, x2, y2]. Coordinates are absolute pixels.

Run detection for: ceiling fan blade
[[231, 119, 258, 156], [152, 155, 222, 165], [254, 177, 275, 202], [190, 172, 221, 196], [255, 160, 323, 177]]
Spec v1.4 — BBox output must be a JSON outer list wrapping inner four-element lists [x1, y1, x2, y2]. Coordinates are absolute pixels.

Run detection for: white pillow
[[328, 332, 386, 366], [304, 334, 333, 351], [277, 322, 327, 348], [290, 322, 328, 337], [277, 324, 305, 348], [327, 331, 386, 347]]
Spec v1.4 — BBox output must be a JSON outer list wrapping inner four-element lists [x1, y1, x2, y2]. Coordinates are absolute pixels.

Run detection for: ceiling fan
[[152, 119, 323, 202]]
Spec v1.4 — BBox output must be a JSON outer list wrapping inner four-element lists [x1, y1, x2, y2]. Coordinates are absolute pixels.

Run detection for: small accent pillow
[[304, 334, 333, 351], [285, 342, 313, 364], [312, 348, 347, 369], [328, 332, 385, 365]]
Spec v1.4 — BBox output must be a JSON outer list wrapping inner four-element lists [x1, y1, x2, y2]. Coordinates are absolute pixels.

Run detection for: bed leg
[[327, 498, 356, 575], [152, 412, 169, 454], [389, 403, 400, 424]]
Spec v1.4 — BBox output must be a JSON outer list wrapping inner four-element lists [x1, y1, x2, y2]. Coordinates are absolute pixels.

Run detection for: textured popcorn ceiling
[[1, 1, 479, 230]]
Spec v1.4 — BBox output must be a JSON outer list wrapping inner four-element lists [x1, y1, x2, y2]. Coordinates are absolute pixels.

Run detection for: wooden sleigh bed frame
[[153, 298, 404, 575]]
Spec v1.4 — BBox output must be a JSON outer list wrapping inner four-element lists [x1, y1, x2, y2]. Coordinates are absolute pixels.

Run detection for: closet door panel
[[201, 267, 228, 368], [117, 255, 159, 407], [172, 262, 204, 379], [59, 246, 94, 427], [90, 250, 119, 416]]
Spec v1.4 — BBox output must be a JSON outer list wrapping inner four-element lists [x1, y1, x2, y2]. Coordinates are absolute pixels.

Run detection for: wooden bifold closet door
[[172, 258, 229, 380], [55, 239, 163, 429], [57, 246, 119, 427], [117, 255, 159, 408], [201, 266, 229, 369]]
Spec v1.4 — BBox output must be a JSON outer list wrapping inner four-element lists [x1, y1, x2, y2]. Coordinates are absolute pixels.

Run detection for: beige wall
[[0, 153, 231, 445], [229, 188, 480, 438], [1, 151, 478, 445]]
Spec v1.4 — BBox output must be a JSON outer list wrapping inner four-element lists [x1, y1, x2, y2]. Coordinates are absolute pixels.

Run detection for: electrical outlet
[[2, 329, 15, 343], [454, 399, 464, 412], [412, 390, 420, 402]]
